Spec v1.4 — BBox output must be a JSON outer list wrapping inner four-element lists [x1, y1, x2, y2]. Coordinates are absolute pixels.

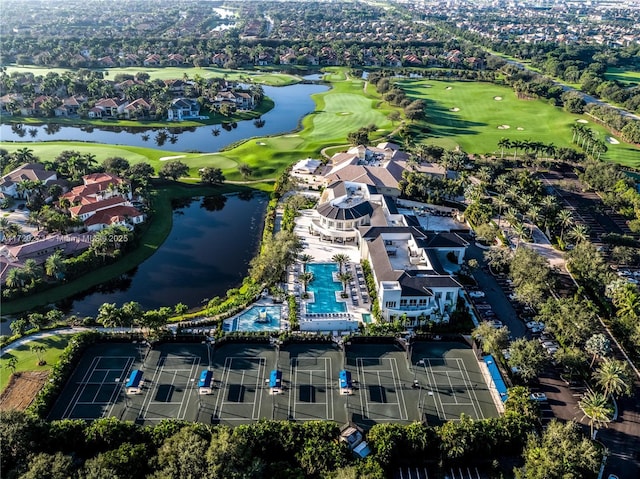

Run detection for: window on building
[[409, 299, 417, 306], [385, 301, 396, 308], [400, 299, 407, 306]]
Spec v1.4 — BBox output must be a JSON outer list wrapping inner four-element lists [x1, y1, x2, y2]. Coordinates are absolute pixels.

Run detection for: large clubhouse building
[[295, 142, 469, 329]]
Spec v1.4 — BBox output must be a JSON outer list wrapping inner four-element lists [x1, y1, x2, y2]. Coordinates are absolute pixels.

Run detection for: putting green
[[398, 79, 639, 166]]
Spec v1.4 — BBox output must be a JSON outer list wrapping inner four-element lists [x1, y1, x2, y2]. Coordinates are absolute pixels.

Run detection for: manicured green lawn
[[398, 79, 640, 166], [604, 68, 640, 85], [0, 334, 73, 392], [5, 65, 301, 86]]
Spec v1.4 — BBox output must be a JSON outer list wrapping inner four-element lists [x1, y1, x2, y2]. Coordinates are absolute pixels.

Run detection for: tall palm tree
[[337, 272, 353, 295], [299, 272, 314, 294], [45, 250, 66, 278], [579, 389, 613, 438], [557, 209, 574, 242], [497, 137, 511, 160], [298, 253, 314, 270], [512, 222, 529, 249], [332, 253, 349, 274], [593, 358, 632, 399]]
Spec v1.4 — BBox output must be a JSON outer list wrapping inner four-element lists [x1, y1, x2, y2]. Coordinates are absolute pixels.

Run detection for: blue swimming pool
[[306, 263, 347, 314], [224, 305, 281, 332]]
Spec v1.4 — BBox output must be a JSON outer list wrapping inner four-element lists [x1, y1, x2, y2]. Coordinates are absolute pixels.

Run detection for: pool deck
[[290, 209, 372, 327]]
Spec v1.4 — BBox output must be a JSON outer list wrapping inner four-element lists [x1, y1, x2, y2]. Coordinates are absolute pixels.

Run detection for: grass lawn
[[604, 68, 640, 85], [5, 65, 301, 86], [0, 334, 73, 392], [397, 79, 640, 166]]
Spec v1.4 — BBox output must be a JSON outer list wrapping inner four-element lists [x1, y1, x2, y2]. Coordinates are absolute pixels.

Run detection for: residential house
[[167, 98, 200, 121], [0, 93, 23, 115], [0, 233, 92, 282], [90, 98, 124, 117], [123, 98, 151, 119], [143, 54, 161, 66], [60, 172, 130, 205], [64, 173, 144, 231], [0, 163, 58, 199]]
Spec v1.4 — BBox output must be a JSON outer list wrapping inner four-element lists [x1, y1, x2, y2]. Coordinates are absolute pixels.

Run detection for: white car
[[490, 320, 504, 329], [469, 290, 485, 298], [530, 392, 548, 402], [526, 321, 544, 330]]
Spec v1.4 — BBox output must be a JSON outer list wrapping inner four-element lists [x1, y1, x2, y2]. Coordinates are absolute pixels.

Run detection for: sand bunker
[[446, 86, 452, 90], [424, 85, 432, 88], [494, 96, 503, 101], [517, 127, 524, 131], [340, 112, 351, 115], [607, 136, 620, 144], [576, 119, 588, 124], [450, 107, 460, 112], [256, 141, 266, 145], [159, 155, 186, 162], [497, 124, 511, 130]]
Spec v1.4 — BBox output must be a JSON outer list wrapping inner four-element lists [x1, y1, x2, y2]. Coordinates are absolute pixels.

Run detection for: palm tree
[[593, 358, 632, 399], [557, 209, 574, 242], [579, 389, 613, 438], [611, 285, 640, 321], [332, 253, 350, 274], [45, 250, 66, 279], [512, 222, 529, 249], [5, 357, 17, 375], [299, 272, 314, 295], [5, 268, 23, 288], [0, 217, 11, 240], [568, 223, 589, 244], [337, 272, 353, 295], [511, 140, 525, 161], [298, 253, 314, 270], [21, 259, 41, 285], [97, 303, 123, 328], [497, 137, 511, 160]]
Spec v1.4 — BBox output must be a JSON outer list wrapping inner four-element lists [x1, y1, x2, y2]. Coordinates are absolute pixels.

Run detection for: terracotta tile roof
[[69, 196, 127, 216], [84, 205, 143, 227]]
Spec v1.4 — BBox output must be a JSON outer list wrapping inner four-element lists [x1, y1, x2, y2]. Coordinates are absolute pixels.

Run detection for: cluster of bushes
[[361, 260, 381, 320]]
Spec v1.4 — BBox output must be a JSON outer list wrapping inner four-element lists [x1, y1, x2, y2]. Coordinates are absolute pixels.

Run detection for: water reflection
[[58, 193, 268, 316], [0, 84, 329, 152]]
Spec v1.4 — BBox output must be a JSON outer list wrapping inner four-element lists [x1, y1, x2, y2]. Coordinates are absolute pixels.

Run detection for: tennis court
[[281, 343, 345, 422], [48, 342, 147, 421], [211, 343, 277, 423], [346, 343, 412, 427], [410, 341, 498, 424], [136, 350, 202, 422]]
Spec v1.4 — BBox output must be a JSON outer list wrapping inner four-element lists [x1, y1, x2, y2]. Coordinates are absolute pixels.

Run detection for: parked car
[[490, 320, 504, 329], [530, 392, 548, 402], [469, 290, 485, 298]]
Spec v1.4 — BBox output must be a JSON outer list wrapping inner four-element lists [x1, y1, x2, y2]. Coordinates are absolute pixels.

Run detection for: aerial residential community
[[1, 0, 640, 478]]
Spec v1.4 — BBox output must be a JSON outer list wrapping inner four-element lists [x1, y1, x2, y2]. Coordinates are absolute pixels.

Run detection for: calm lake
[[0, 83, 328, 152], [57, 193, 268, 316]]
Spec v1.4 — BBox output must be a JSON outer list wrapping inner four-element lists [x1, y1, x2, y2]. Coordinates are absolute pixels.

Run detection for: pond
[[0, 84, 329, 152], [56, 193, 268, 316]]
